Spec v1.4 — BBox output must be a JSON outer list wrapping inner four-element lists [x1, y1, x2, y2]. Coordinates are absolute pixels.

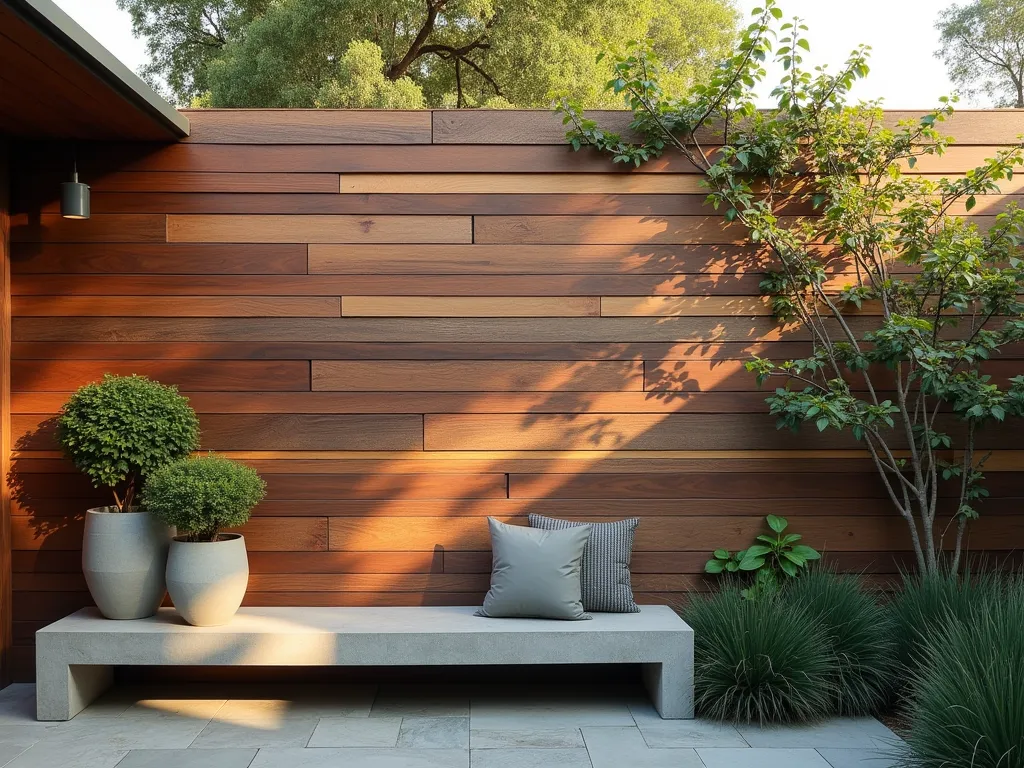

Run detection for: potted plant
[[58, 374, 201, 620], [142, 454, 266, 626]]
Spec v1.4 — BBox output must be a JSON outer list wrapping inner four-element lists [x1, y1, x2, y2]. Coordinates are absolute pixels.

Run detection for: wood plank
[[244, 574, 490, 592], [10, 516, 328, 552], [311, 361, 643, 392], [11, 273, 771, 298], [182, 110, 432, 144], [424, 413, 1022, 451], [167, 215, 472, 244], [13, 296, 341, 317], [261, 473, 507, 500], [10, 316, 819, 343], [22, 171, 340, 194], [11, 390, 768, 415], [308, 244, 768, 274], [341, 297, 599, 317], [14, 413, 422, 451], [0, 140, 11, 686], [340, 173, 709, 194], [10, 360, 311, 392], [474, 215, 749, 245], [327, 514, 1024, 552], [8, 340, 811, 362], [603, 296, 772, 316], [10, 243, 308, 274], [37, 192, 781, 218], [10, 214, 166, 243]]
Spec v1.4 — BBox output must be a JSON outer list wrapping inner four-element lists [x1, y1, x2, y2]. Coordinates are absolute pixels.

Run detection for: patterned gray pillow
[[528, 514, 640, 613]]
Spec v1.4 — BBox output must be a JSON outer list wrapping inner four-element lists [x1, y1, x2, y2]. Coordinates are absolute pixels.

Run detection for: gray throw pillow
[[528, 514, 640, 613], [477, 517, 592, 620]]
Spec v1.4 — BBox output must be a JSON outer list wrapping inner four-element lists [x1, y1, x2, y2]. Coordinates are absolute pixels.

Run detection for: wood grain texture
[[340, 173, 709, 194], [182, 110, 432, 144], [167, 214, 472, 244], [10, 243, 308, 274], [13, 296, 341, 317], [341, 297, 599, 317], [0, 141, 11, 686], [312, 361, 644, 392], [7, 110, 1024, 685]]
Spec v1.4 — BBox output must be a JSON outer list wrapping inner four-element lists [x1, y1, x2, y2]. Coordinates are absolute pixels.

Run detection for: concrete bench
[[36, 605, 694, 721]]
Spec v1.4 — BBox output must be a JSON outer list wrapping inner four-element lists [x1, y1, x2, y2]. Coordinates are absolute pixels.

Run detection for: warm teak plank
[[341, 297, 599, 317], [167, 214, 472, 244], [13, 296, 341, 317], [340, 173, 708, 194]]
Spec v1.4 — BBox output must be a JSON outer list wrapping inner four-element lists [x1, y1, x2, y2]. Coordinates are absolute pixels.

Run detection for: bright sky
[[52, 0, 974, 109]]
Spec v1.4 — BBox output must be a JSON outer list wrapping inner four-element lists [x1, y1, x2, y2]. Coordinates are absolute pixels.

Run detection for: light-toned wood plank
[[166, 215, 472, 244], [11, 360, 311, 392], [13, 296, 341, 317], [474, 215, 752, 245], [341, 296, 599, 318], [340, 173, 709, 194], [246, 574, 490, 592], [602, 296, 772, 316], [312, 361, 643, 392]]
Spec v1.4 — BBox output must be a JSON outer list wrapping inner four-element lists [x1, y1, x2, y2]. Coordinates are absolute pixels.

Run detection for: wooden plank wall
[[6, 109, 1024, 682]]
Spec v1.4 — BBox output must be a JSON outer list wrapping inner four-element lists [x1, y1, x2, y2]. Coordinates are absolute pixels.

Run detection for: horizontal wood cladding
[[181, 110, 432, 144], [167, 214, 472, 244], [311, 361, 644, 392], [8, 111, 1024, 682]]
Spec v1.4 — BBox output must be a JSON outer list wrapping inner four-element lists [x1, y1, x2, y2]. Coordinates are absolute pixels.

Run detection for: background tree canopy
[[117, 0, 739, 108], [935, 0, 1024, 108]]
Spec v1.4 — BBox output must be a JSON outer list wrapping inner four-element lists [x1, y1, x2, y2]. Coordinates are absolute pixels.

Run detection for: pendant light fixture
[[61, 152, 90, 220]]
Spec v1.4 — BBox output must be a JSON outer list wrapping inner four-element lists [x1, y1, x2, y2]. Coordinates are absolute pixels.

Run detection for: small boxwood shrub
[[58, 374, 200, 511], [903, 577, 1024, 768], [786, 569, 895, 715], [142, 454, 266, 542], [684, 588, 834, 724]]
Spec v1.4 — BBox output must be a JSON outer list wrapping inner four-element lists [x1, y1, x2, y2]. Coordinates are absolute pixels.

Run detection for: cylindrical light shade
[[61, 180, 90, 219]]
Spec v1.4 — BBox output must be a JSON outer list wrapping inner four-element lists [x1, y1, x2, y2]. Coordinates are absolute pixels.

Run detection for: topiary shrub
[[785, 569, 895, 715], [902, 577, 1024, 768], [684, 588, 834, 724], [142, 454, 266, 542], [58, 374, 201, 511], [889, 567, 1004, 689]]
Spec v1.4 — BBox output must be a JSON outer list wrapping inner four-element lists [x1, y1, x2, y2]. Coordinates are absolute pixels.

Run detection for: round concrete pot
[[166, 534, 249, 627], [82, 507, 174, 620]]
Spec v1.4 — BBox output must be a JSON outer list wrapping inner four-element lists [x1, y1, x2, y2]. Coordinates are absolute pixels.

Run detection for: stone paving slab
[[817, 747, 902, 768], [698, 747, 834, 768], [250, 747, 469, 767], [737, 718, 898, 749], [115, 748, 258, 767]]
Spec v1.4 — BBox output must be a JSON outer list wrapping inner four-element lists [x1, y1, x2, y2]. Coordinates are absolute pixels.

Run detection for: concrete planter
[[82, 507, 173, 620], [166, 534, 249, 626]]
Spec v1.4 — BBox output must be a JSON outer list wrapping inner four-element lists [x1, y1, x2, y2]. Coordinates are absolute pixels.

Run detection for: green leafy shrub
[[889, 568, 1004, 687], [706, 515, 820, 599], [142, 454, 266, 542], [684, 588, 834, 724], [58, 374, 201, 511], [786, 569, 895, 715], [902, 577, 1024, 768]]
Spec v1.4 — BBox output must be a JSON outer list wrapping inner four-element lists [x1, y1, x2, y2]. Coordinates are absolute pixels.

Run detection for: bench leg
[[36, 663, 113, 721], [642, 659, 694, 719]]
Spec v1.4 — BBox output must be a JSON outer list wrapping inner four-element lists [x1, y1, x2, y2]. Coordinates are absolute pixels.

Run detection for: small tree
[[558, 1, 1024, 575], [142, 454, 266, 542], [58, 374, 201, 512]]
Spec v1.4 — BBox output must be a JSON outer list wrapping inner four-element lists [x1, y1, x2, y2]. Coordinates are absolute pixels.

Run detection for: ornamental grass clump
[[58, 374, 200, 511], [684, 588, 833, 724], [142, 454, 266, 542], [888, 567, 1004, 687], [902, 577, 1024, 768], [785, 569, 895, 715]]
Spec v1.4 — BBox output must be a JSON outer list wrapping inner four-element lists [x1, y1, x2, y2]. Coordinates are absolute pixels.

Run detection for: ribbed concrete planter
[[166, 534, 249, 626], [82, 508, 173, 620]]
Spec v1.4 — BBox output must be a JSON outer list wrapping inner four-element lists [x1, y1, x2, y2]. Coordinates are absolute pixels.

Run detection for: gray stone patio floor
[[0, 682, 904, 768]]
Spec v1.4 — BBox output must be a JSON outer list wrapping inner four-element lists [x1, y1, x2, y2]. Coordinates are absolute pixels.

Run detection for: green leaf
[[744, 544, 773, 557], [791, 544, 821, 561], [738, 556, 766, 571], [704, 559, 725, 574], [766, 514, 788, 534], [965, 195, 976, 211], [779, 558, 799, 577], [713, 549, 731, 560]]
